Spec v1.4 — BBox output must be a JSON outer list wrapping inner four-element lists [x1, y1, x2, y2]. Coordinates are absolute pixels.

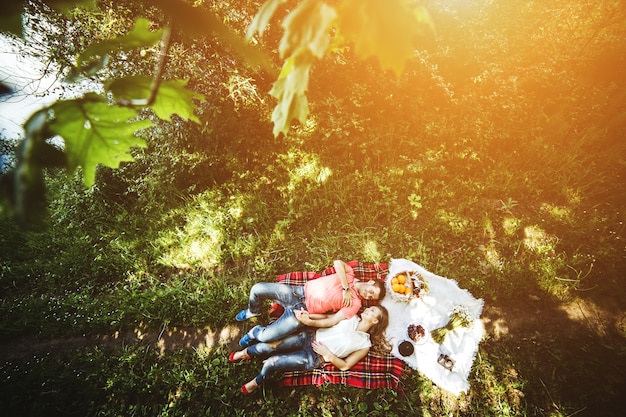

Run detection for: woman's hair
[[368, 305, 392, 354]]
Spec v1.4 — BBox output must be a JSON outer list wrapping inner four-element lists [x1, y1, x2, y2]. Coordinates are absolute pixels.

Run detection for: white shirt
[[316, 316, 371, 360]]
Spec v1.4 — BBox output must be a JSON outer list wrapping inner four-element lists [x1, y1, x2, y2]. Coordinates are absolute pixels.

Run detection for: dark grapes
[[407, 324, 425, 341]]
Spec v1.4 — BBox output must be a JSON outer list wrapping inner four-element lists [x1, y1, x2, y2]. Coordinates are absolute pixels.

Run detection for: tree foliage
[[0, 0, 434, 228], [1, 1, 626, 415]]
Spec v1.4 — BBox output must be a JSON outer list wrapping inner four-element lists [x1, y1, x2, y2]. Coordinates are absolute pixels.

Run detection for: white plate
[[406, 322, 429, 345]]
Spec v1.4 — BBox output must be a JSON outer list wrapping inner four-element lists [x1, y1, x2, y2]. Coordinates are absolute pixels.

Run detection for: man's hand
[[342, 288, 353, 307], [294, 308, 312, 325]]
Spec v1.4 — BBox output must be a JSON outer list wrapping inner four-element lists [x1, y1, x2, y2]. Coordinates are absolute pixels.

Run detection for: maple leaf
[[48, 96, 151, 187], [77, 18, 163, 67], [338, 0, 433, 77], [269, 50, 314, 137], [246, 0, 289, 39], [108, 76, 205, 123], [278, 0, 337, 59]]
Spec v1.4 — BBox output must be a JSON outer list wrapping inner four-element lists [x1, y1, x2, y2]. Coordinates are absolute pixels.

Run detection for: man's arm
[[334, 260, 353, 307], [334, 260, 349, 289], [295, 309, 346, 328]]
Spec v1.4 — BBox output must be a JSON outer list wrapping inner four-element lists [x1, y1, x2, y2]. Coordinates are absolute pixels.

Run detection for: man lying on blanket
[[235, 260, 386, 347], [230, 304, 391, 394]]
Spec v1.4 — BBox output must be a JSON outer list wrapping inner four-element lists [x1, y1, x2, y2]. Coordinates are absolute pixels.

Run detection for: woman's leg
[[246, 307, 305, 344], [246, 330, 309, 358], [253, 347, 318, 387], [240, 331, 318, 394]]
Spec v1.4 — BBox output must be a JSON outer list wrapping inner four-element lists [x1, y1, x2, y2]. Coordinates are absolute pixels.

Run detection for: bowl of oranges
[[386, 271, 429, 302]]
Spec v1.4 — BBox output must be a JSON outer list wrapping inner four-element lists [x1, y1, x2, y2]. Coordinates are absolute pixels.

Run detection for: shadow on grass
[[0, 323, 245, 362], [480, 282, 625, 417]]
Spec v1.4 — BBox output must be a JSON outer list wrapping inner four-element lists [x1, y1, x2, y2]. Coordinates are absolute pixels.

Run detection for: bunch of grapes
[[407, 323, 425, 341]]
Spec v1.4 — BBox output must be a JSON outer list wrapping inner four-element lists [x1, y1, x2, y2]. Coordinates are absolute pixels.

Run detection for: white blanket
[[381, 259, 484, 396]]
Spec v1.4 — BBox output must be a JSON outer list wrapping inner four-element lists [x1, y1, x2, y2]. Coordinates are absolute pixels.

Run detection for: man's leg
[[237, 282, 301, 321]]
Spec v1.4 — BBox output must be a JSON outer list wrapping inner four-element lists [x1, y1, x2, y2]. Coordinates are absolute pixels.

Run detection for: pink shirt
[[304, 264, 361, 318]]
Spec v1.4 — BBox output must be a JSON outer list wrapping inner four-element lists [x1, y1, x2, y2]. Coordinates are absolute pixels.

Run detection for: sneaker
[[235, 309, 260, 322], [239, 333, 253, 347]]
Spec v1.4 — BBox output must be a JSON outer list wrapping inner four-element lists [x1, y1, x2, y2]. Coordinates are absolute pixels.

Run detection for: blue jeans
[[246, 330, 322, 384], [245, 282, 307, 343]]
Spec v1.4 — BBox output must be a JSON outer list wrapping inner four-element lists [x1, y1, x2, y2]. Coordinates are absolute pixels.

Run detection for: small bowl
[[398, 340, 414, 357]]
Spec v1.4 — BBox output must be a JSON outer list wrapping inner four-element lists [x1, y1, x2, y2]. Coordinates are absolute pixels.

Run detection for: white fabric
[[381, 258, 484, 396], [316, 315, 371, 360]]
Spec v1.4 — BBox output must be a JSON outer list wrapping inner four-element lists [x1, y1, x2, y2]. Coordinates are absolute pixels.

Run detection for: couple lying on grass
[[230, 260, 390, 394]]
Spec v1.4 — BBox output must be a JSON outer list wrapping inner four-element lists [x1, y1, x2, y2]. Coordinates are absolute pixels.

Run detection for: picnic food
[[386, 271, 429, 301], [407, 323, 426, 342], [398, 340, 414, 356]]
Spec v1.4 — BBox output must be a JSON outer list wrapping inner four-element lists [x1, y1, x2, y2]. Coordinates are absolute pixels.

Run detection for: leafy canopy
[[247, 0, 434, 136], [1, 4, 205, 227], [0, 0, 432, 227]]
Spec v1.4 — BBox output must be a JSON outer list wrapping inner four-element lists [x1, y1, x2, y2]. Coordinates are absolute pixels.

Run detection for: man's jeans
[[246, 282, 307, 343], [246, 329, 321, 384]]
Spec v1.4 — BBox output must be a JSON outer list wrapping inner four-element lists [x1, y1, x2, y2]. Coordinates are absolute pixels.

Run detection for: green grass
[[2, 126, 624, 415], [2, 33, 626, 417]]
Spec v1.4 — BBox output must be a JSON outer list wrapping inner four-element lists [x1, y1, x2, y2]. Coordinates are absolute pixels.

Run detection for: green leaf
[[152, 0, 274, 73], [269, 50, 313, 136], [1, 0, 95, 36], [246, 0, 289, 40], [48, 97, 151, 187], [278, 0, 337, 59], [77, 18, 163, 67], [108, 76, 205, 123], [0, 2, 24, 37], [338, 0, 434, 77]]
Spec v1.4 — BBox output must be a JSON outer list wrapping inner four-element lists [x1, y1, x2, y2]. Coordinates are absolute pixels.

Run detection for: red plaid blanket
[[276, 261, 407, 389]]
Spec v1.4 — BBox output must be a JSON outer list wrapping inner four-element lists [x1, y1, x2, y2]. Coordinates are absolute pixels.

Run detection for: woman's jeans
[[246, 282, 307, 343], [246, 330, 322, 384]]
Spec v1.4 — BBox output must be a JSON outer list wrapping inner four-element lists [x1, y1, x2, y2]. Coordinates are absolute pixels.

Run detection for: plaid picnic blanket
[[276, 261, 407, 389]]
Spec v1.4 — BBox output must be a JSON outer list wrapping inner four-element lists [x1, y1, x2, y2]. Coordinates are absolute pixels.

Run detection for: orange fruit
[[392, 283, 402, 293], [391, 277, 399, 285], [397, 274, 406, 284]]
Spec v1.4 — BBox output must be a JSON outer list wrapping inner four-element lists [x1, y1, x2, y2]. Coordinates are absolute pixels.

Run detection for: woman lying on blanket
[[230, 305, 391, 394], [236, 260, 386, 347]]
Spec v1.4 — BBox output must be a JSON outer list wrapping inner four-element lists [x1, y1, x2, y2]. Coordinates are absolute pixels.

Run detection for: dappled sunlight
[[437, 208, 470, 235], [277, 149, 332, 196], [481, 306, 510, 340], [362, 240, 382, 262], [154, 190, 254, 269], [480, 218, 504, 272], [540, 203, 573, 224], [563, 187, 582, 206], [225, 72, 264, 110], [149, 325, 241, 356], [502, 216, 521, 236], [558, 297, 624, 340], [523, 225, 558, 255], [1, 0, 624, 414], [480, 245, 504, 272], [472, 347, 523, 415]]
